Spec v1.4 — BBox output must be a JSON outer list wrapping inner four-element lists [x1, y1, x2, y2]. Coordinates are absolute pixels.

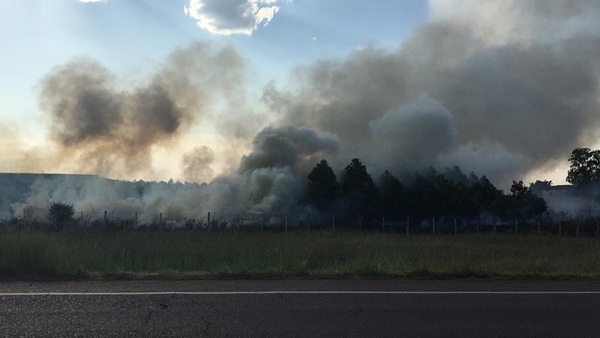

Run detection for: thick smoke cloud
[[369, 95, 457, 171], [181, 146, 215, 183], [264, 0, 600, 185], [39, 42, 249, 179], [239, 125, 339, 174], [8, 125, 337, 222], [8, 0, 600, 223]]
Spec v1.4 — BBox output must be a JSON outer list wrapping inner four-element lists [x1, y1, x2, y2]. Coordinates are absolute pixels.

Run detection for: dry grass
[[1, 231, 600, 279]]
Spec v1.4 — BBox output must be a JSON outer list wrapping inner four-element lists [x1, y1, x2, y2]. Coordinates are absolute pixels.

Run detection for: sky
[[1, 0, 599, 190], [0, 0, 427, 179]]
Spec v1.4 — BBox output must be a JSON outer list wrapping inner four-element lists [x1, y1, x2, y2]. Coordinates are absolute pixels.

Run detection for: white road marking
[[0, 291, 599, 296]]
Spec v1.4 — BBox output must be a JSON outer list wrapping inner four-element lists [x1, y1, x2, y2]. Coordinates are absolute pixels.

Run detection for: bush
[[47, 202, 75, 231]]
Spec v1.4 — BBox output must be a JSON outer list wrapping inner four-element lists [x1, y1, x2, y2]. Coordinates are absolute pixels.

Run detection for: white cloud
[[184, 0, 283, 35], [79, 0, 107, 3]]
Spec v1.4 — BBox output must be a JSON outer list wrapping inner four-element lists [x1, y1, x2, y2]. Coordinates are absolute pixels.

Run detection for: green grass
[[1, 231, 600, 279]]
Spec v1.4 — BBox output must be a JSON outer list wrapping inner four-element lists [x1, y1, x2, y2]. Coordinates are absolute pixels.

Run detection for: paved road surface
[[1, 279, 599, 337]]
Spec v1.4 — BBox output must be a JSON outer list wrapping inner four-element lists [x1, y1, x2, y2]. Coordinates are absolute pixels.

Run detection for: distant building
[[541, 185, 573, 199]]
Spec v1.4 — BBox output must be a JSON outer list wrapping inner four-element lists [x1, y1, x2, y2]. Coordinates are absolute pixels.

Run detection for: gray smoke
[[10, 0, 600, 223], [181, 146, 215, 183], [263, 0, 600, 185], [39, 42, 248, 178], [239, 125, 339, 174]]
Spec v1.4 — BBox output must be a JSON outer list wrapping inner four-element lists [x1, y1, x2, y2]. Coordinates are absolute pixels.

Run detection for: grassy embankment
[[1, 231, 600, 279]]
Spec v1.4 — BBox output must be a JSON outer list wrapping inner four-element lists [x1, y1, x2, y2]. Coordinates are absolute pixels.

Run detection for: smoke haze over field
[[3, 0, 600, 221]]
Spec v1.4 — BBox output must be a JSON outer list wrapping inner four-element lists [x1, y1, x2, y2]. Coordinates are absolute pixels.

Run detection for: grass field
[[1, 231, 600, 279]]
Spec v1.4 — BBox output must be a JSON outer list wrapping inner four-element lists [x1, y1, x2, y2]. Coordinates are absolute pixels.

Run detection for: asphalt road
[[1, 279, 600, 337]]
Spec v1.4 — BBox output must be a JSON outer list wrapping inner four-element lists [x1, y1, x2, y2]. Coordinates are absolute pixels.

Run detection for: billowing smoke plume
[[6, 0, 600, 222], [239, 125, 339, 174], [39, 42, 250, 179], [264, 0, 600, 185], [181, 146, 215, 183]]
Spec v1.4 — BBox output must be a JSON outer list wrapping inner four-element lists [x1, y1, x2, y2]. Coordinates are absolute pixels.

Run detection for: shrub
[[47, 202, 75, 231]]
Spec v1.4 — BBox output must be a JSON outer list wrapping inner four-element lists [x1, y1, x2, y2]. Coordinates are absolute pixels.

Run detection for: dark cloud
[[39, 42, 248, 179], [239, 125, 340, 174]]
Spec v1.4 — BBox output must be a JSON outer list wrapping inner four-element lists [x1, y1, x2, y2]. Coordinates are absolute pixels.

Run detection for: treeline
[[306, 158, 547, 226]]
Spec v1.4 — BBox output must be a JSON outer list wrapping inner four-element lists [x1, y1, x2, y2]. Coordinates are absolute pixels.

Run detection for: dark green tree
[[340, 158, 379, 222], [469, 176, 505, 216], [510, 180, 548, 219], [407, 173, 439, 218], [307, 159, 339, 210], [567, 147, 600, 188], [47, 202, 75, 231], [379, 170, 405, 220], [510, 180, 529, 200], [442, 166, 469, 185]]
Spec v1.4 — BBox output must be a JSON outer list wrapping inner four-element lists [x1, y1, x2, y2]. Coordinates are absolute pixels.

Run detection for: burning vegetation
[[3, 1, 600, 233]]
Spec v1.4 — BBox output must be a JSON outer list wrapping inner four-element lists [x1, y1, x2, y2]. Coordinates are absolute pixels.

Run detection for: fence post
[[432, 218, 436, 235], [104, 210, 107, 224], [332, 216, 335, 233], [537, 219, 540, 235], [576, 222, 580, 238], [285, 216, 288, 233], [207, 212, 211, 232], [559, 221, 562, 236], [382, 216, 385, 232], [515, 220, 518, 236], [406, 216, 410, 236], [597, 221, 599, 238], [454, 217, 457, 236]]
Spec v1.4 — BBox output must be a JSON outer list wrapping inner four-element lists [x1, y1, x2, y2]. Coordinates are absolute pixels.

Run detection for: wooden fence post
[[454, 218, 457, 236]]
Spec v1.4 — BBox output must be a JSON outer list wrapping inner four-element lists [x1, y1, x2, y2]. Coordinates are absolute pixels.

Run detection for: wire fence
[[3, 211, 600, 238]]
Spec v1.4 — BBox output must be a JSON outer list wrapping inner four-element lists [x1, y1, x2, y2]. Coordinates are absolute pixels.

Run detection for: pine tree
[[340, 158, 379, 221], [307, 159, 339, 210]]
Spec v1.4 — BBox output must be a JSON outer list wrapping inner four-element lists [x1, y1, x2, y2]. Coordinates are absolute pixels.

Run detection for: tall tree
[[340, 158, 379, 221], [567, 147, 600, 188], [510, 180, 548, 219], [307, 159, 339, 210], [469, 175, 505, 216], [379, 170, 405, 220]]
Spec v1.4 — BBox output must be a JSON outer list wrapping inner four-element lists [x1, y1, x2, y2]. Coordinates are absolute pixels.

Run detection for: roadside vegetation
[[1, 230, 600, 280], [3, 147, 600, 280]]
